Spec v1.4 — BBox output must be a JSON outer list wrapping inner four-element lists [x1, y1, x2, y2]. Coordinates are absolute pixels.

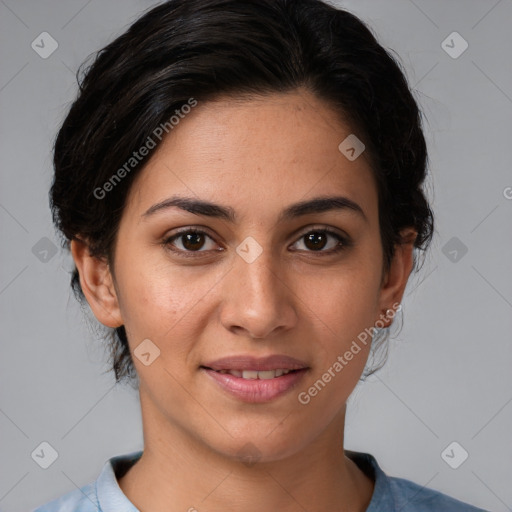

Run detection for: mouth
[[201, 367, 309, 403], [200, 354, 310, 402], [200, 367, 302, 379]]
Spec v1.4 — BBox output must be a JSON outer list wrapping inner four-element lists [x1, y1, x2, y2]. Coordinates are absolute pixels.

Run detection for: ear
[[70, 238, 123, 328], [375, 227, 417, 327]]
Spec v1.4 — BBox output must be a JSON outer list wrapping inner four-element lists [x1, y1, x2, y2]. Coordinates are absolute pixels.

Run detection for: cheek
[[298, 259, 381, 338], [293, 257, 380, 393], [113, 248, 220, 356], [294, 275, 375, 423]]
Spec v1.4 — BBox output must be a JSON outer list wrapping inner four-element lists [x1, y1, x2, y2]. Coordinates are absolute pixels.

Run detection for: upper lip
[[201, 354, 309, 371]]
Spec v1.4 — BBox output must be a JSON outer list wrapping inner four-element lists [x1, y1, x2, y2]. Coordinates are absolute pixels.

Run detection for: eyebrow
[[142, 195, 368, 224]]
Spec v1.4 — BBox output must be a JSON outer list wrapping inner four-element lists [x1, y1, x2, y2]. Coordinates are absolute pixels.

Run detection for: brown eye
[[304, 232, 329, 251], [291, 229, 349, 254], [163, 229, 218, 257], [180, 232, 206, 251]]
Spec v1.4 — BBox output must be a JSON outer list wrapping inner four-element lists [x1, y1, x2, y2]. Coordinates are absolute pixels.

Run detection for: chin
[[202, 425, 311, 465]]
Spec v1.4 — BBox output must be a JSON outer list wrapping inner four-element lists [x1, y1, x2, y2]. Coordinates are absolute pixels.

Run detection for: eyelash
[[162, 227, 350, 258]]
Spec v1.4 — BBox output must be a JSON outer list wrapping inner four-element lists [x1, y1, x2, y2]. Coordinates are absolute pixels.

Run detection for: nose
[[219, 246, 298, 340]]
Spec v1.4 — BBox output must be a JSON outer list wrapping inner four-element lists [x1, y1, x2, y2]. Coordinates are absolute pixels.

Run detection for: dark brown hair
[[50, 0, 434, 387]]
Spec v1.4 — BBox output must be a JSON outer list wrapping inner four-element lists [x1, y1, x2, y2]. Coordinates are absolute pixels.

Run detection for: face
[[74, 88, 414, 462]]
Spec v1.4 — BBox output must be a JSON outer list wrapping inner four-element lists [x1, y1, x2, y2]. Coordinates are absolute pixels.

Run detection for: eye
[[163, 226, 350, 258], [163, 228, 219, 257], [290, 228, 349, 254]]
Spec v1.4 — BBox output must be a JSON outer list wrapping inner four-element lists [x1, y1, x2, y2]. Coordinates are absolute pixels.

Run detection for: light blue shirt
[[32, 450, 488, 511]]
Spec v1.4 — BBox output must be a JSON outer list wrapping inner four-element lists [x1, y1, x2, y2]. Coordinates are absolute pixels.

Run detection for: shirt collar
[[345, 449, 396, 511], [96, 449, 392, 511], [96, 450, 143, 512]]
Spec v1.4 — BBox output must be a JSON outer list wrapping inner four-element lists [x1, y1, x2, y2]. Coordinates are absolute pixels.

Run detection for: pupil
[[183, 233, 203, 251], [305, 232, 326, 251]]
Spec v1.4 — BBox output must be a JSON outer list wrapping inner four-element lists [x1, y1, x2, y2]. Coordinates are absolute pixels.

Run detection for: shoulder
[[31, 482, 99, 512], [31, 450, 143, 512], [345, 450, 489, 512], [387, 474, 489, 511]]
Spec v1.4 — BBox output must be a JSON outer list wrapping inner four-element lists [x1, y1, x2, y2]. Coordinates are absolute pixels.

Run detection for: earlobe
[[376, 228, 417, 327], [70, 238, 123, 328]]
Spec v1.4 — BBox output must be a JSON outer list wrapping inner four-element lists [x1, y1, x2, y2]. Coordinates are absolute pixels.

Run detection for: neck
[[118, 394, 374, 512]]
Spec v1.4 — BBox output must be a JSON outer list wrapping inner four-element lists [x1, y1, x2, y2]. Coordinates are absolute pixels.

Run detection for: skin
[[71, 88, 416, 512]]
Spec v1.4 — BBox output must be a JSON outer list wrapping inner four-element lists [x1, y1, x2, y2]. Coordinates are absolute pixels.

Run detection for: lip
[[201, 367, 309, 403], [200, 354, 310, 403], [201, 354, 309, 372]]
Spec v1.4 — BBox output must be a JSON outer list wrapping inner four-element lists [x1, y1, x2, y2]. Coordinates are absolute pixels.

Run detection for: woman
[[33, 0, 487, 510]]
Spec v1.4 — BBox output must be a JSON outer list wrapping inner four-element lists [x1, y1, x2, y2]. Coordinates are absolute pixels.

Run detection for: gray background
[[1, 1, 511, 511]]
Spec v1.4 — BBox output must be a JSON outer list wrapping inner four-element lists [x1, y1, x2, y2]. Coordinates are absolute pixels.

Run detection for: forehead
[[124, 89, 378, 225]]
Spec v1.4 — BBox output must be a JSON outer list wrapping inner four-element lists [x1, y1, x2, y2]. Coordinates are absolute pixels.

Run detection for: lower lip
[[202, 368, 308, 403]]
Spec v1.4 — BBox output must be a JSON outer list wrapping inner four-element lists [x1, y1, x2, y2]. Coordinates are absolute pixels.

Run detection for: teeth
[[217, 369, 295, 379], [218, 369, 242, 377], [243, 370, 259, 379]]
